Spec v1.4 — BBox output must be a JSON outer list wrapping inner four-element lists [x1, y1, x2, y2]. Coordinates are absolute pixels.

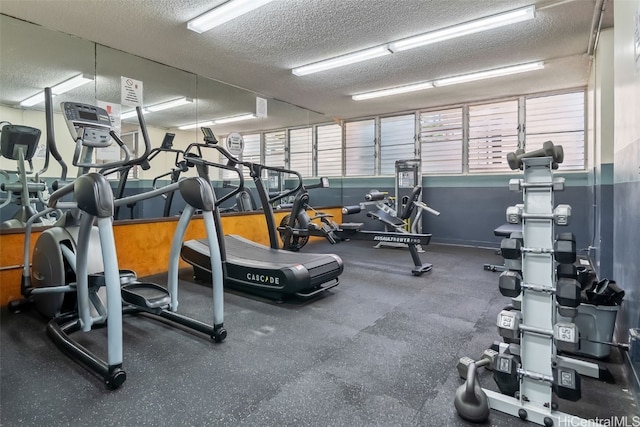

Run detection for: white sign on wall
[[226, 132, 245, 156], [97, 100, 122, 136], [121, 76, 143, 107], [96, 100, 121, 161], [256, 96, 267, 118]]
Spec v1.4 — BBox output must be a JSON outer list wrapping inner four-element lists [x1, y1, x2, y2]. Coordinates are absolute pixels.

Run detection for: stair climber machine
[[8, 89, 226, 389], [279, 183, 439, 276], [0, 121, 60, 228], [180, 127, 344, 301]]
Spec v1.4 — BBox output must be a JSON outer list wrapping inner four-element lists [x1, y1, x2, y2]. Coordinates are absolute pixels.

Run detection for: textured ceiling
[[0, 0, 613, 126]]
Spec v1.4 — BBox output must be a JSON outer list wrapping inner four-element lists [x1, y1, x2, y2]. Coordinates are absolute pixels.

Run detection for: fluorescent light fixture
[[146, 97, 193, 112], [178, 121, 214, 130], [352, 61, 544, 101], [390, 6, 535, 52], [433, 61, 544, 87], [213, 113, 257, 124], [20, 93, 46, 108], [178, 114, 256, 130], [188, 0, 275, 33], [51, 74, 94, 94], [352, 82, 434, 101], [292, 6, 535, 76], [122, 98, 191, 120], [121, 109, 149, 120], [20, 73, 94, 107], [292, 46, 392, 76]]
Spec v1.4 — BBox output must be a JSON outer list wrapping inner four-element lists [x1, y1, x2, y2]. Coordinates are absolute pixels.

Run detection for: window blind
[[380, 114, 416, 175], [419, 108, 463, 174], [345, 119, 375, 176], [525, 91, 585, 170], [289, 127, 313, 177], [468, 100, 518, 172], [316, 123, 343, 177]]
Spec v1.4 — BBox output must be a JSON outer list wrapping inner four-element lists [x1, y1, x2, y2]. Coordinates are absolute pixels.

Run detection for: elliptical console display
[[62, 102, 112, 147]]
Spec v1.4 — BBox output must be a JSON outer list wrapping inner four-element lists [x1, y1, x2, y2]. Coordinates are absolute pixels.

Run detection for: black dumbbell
[[500, 238, 522, 260], [554, 233, 576, 264], [493, 353, 520, 397], [553, 366, 581, 402], [557, 263, 577, 280], [506, 140, 564, 170], [556, 278, 581, 307], [499, 270, 522, 297]]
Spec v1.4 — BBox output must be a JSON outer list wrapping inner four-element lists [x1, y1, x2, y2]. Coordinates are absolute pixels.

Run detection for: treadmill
[[180, 128, 343, 301]]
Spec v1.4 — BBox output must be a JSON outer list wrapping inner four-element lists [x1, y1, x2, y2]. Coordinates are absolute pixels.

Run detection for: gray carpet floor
[[1, 240, 635, 426]]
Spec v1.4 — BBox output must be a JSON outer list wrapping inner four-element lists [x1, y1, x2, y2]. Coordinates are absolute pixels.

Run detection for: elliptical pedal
[[88, 270, 138, 288], [121, 282, 171, 309]]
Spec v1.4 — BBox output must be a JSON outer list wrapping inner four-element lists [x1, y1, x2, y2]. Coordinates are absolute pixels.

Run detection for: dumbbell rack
[[485, 157, 599, 426]]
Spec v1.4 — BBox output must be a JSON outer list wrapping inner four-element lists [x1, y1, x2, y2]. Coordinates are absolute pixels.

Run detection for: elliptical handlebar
[[44, 87, 67, 181], [46, 180, 75, 208], [263, 166, 303, 205], [184, 140, 304, 206], [135, 107, 152, 164], [182, 151, 245, 207]]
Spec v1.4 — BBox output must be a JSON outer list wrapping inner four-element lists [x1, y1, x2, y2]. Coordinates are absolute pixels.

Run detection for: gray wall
[[319, 173, 592, 251], [613, 142, 640, 348], [593, 163, 615, 279], [1, 173, 594, 254]]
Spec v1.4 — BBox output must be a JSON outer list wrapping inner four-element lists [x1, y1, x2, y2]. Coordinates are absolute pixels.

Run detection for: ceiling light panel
[[51, 73, 94, 94], [389, 6, 535, 52], [121, 109, 148, 120], [19, 93, 46, 107], [292, 5, 535, 77], [352, 82, 434, 101], [292, 46, 392, 77], [178, 121, 214, 130], [352, 61, 544, 101], [188, 0, 275, 33], [146, 97, 193, 112], [213, 113, 256, 124], [19, 73, 94, 107], [434, 61, 544, 87]]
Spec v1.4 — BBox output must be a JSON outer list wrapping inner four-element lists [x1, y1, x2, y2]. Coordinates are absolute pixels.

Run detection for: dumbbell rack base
[[506, 297, 611, 381], [485, 390, 605, 426], [556, 355, 613, 382]]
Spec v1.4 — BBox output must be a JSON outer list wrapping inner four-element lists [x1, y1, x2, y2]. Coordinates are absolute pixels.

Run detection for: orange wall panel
[[0, 208, 342, 306]]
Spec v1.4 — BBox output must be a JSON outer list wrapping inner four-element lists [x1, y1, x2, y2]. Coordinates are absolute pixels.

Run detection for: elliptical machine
[[0, 122, 58, 228], [10, 89, 226, 389]]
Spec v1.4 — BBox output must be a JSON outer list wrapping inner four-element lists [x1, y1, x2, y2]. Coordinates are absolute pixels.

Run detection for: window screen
[[525, 91, 585, 170], [419, 108, 463, 174], [264, 130, 286, 168], [242, 133, 260, 178], [289, 127, 312, 177], [345, 119, 375, 176], [468, 100, 518, 172], [380, 114, 416, 175], [316, 123, 342, 177], [96, 131, 139, 180]]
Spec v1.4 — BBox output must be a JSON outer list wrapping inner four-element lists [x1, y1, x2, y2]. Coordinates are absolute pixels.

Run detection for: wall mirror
[[0, 14, 338, 227]]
